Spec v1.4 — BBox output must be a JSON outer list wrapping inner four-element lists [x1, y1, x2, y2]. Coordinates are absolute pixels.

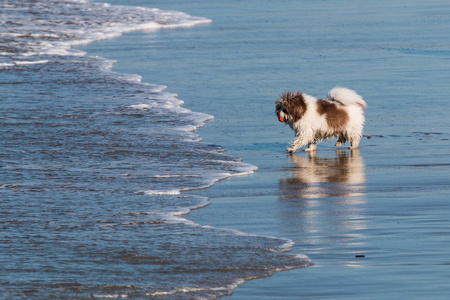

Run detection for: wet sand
[[84, 0, 450, 298], [190, 140, 449, 299]]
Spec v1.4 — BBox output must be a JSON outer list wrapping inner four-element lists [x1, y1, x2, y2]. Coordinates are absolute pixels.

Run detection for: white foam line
[[177, 164, 258, 193], [150, 174, 182, 178], [93, 294, 128, 299], [14, 60, 50, 66], [141, 190, 181, 195], [275, 239, 296, 253], [145, 252, 311, 297], [0, 60, 50, 68], [165, 214, 300, 255], [127, 103, 157, 110], [146, 279, 246, 297]]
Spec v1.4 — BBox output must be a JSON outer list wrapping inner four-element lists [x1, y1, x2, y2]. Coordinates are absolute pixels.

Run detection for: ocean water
[[0, 1, 311, 299]]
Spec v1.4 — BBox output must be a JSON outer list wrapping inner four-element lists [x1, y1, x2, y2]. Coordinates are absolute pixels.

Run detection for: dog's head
[[275, 92, 307, 123]]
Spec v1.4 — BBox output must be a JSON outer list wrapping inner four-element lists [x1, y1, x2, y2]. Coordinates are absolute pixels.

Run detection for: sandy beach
[[80, 0, 450, 298]]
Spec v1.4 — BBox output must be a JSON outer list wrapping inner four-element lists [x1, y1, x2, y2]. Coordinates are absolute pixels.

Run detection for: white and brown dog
[[276, 87, 367, 153]]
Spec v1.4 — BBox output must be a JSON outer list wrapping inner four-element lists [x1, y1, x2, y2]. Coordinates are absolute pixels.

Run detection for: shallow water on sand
[[87, 0, 450, 298]]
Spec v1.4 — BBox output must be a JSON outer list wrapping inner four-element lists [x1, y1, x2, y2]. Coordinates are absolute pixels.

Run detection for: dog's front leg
[[287, 143, 301, 154], [287, 136, 309, 153]]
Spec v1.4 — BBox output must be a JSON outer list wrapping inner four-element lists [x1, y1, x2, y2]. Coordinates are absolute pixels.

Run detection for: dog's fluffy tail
[[328, 87, 367, 109]]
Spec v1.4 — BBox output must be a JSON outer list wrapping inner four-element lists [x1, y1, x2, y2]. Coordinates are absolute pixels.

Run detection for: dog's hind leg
[[349, 135, 361, 149], [335, 134, 347, 147]]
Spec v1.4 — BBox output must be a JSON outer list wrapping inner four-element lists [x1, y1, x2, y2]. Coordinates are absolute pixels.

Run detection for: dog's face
[[275, 92, 307, 124]]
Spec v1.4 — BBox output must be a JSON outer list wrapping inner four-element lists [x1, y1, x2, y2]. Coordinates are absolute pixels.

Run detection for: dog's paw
[[335, 141, 344, 147], [286, 147, 296, 153]]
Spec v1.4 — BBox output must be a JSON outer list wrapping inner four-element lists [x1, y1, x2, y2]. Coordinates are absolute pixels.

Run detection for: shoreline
[[77, 2, 312, 296]]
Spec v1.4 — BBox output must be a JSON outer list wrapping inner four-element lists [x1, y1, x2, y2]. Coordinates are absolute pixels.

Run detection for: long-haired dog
[[275, 87, 367, 153]]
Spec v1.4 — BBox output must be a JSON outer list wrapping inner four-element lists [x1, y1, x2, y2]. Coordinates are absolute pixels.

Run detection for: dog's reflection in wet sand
[[280, 149, 365, 199], [279, 149, 367, 264]]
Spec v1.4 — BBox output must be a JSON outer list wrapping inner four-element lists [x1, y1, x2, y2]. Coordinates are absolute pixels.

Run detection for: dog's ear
[[284, 92, 307, 122], [275, 100, 283, 112]]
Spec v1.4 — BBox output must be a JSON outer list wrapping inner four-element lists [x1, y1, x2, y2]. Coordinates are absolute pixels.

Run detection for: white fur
[[328, 87, 367, 109], [284, 87, 366, 153]]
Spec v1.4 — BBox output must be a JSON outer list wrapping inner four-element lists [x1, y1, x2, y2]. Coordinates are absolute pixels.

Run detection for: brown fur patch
[[277, 92, 307, 123], [316, 100, 349, 131]]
